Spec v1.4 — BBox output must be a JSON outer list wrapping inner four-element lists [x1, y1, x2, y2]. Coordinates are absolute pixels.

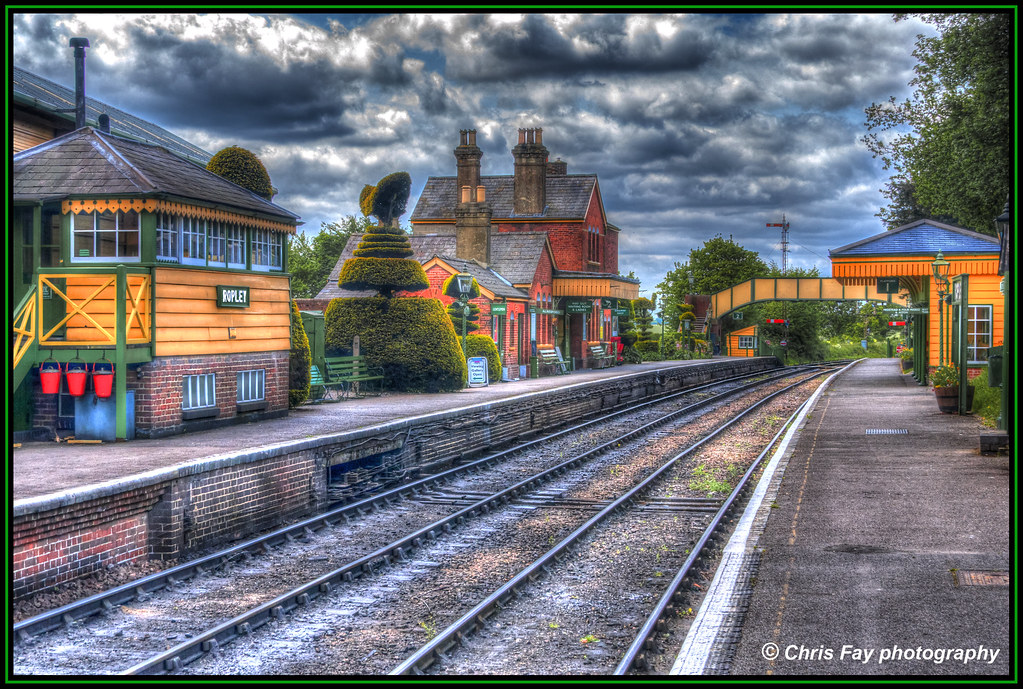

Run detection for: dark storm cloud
[[439, 14, 714, 82]]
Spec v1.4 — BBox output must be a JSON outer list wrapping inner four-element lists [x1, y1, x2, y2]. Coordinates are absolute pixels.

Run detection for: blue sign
[[468, 357, 489, 387]]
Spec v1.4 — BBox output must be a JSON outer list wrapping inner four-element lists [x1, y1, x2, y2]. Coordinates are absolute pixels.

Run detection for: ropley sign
[[217, 285, 250, 308]]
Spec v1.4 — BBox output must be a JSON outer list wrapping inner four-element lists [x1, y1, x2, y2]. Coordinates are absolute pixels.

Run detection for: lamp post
[[455, 273, 473, 363], [995, 196, 1012, 431], [931, 251, 951, 367]]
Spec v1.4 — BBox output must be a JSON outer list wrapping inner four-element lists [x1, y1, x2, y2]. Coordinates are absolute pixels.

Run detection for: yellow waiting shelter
[[828, 219, 1003, 383]]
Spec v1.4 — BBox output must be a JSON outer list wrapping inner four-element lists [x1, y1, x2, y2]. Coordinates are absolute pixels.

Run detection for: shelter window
[[251, 229, 283, 271], [182, 373, 216, 411], [967, 305, 992, 363], [227, 224, 246, 268], [237, 369, 266, 403], [72, 210, 140, 262], [181, 216, 207, 267], [156, 212, 179, 262], [738, 335, 756, 349], [208, 221, 226, 265]]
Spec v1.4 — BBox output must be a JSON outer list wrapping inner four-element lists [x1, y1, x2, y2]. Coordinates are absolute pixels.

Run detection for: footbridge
[[708, 277, 909, 320]]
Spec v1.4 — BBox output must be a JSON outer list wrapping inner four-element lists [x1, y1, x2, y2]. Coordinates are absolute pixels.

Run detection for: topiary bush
[[325, 296, 466, 392], [207, 146, 274, 199], [337, 257, 429, 296], [635, 339, 661, 354], [288, 300, 311, 407], [462, 333, 502, 382]]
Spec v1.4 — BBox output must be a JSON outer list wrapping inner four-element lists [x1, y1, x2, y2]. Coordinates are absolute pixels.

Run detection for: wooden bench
[[324, 355, 384, 399], [308, 364, 345, 402], [586, 341, 616, 369], [537, 346, 572, 375]]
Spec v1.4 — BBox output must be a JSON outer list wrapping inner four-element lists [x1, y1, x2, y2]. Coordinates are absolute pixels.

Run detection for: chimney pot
[[461, 186, 471, 203], [98, 113, 110, 133], [70, 37, 90, 130], [476, 185, 485, 202]]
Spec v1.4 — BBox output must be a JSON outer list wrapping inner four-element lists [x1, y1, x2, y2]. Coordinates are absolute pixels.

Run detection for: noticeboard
[[877, 277, 900, 294], [467, 357, 489, 387]]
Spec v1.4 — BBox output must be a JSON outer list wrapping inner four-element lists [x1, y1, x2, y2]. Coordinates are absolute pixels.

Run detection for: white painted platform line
[[669, 363, 852, 675]]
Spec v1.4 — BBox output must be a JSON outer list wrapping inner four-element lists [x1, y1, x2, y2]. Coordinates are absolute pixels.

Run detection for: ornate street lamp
[[455, 273, 473, 362], [931, 251, 951, 366], [995, 195, 1012, 431]]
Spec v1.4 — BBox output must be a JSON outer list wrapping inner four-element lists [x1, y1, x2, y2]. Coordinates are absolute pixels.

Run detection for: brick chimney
[[512, 127, 548, 215], [547, 158, 567, 176], [454, 129, 492, 265]]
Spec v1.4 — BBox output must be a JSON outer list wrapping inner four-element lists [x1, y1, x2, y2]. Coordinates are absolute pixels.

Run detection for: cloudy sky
[[12, 11, 934, 295]]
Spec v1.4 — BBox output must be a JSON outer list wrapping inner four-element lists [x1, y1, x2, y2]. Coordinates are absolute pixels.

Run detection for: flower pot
[[934, 385, 975, 414], [900, 358, 913, 372]]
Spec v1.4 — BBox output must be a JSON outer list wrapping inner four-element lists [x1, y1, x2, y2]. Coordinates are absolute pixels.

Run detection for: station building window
[[967, 305, 992, 363], [251, 228, 283, 271], [156, 212, 179, 262], [72, 210, 140, 262], [182, 373, 216, 412], [237, 369, 266, 403], [738, 335, 756, 349]]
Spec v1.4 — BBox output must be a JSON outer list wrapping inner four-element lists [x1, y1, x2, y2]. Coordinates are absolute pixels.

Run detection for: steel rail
[[122, 368, 817, 675], [389, 370, 831, 675], [15, 365, 797, 643]]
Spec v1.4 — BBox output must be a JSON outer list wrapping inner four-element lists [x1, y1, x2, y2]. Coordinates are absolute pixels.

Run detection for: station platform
[[11, 359, 718, 503], [673, 358, 1011, 677]]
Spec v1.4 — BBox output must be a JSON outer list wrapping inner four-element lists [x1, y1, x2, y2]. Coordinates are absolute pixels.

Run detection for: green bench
[[537, 346, 572, 375], [324, 355, 384, 399], [309, 364, 345, 402], [586, 341, 616, 369]]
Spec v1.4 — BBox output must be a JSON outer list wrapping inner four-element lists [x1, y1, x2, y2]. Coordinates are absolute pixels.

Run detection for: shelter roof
[[13, 127, 299, 224], [829, 220, 999, 257], [14, 66, 212, 166]]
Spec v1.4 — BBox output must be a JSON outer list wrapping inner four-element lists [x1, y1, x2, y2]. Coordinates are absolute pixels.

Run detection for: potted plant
[[898, 347, 913, 372], [931, 363, 974, 413]]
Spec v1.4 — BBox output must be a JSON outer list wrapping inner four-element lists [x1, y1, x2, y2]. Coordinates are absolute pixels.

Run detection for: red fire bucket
[[93, 361, 114, 399], [40, 360, 62, 394], [65, 360, 89, 397]]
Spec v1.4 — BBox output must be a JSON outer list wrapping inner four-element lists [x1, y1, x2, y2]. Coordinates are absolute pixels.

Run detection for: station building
[[11, 51, 300, 441], [316, 128, 640, 375]]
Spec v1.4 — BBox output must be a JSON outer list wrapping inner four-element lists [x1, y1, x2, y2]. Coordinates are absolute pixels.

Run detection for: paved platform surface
[[12, 359, 722, 503], [685, 358, 1011, 676]]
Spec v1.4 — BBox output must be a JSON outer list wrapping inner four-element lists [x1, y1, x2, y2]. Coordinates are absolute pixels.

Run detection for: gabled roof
[[14, 66, 212, 166], [829, 220, 999, 257], [410, 174, 598, 221], [14, 127, 299, 224], [424, 256, 528, 300], [316, 231, 552, 301]]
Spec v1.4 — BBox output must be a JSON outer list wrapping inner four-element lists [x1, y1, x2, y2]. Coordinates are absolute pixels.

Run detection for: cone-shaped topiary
[[325, 296, 466, 392], [207, 146, 274, 200], [448, 301, 481, 333], [289, 300, 311, 407], [462, 333, 502, 382]]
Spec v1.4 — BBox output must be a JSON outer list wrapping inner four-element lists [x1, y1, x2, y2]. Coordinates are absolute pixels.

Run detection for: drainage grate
[[865, 428, 909, 435], [953, 570, 1009, 587]]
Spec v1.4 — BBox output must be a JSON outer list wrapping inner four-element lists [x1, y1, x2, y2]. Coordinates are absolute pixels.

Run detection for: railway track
[[12, 363, 845, 676]]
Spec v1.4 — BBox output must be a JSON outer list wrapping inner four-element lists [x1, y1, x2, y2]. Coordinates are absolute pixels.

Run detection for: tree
[[863, 13, 1012, 234], [289, 216, 376, 299], [207, 146, 274, 200], [632, 297, 655, 341], [687, 236, 768, 294], [288, 300, 311, 407]]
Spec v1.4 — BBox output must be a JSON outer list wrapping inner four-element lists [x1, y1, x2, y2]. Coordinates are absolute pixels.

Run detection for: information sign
[[467, 357, 489, 387], [217, 285, 250, 308], [877, 277, 900, 294], [566, 299, 595, 314], [491, 303, 507, 315]]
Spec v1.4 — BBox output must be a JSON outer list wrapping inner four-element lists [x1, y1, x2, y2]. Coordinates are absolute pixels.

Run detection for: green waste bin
[[987, 345, 1003, 388]]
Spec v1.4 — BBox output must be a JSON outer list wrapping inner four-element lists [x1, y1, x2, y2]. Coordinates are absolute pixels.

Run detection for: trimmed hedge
[[462, 333, 502, 382], [325, 296, 466, 392], [338, 257, 429, 295], [635, 339, 661, 353], [207, 146, 273, 199], [288, 300, 311, 407]]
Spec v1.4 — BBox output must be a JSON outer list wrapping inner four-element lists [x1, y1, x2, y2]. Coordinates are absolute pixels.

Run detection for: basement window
[[182, 373, 218, 419], [236, 369, 268, 413]]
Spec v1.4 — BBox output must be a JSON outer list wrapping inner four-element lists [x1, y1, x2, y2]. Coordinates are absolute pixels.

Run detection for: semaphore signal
[[767, 214, 790, 274]]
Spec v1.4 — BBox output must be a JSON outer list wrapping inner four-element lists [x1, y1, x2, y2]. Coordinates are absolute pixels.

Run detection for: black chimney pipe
[[70, 37, 89, 130]]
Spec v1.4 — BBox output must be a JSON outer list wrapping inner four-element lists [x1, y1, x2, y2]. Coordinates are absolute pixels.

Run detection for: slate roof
[[316, 231, 549, 301], [410, 174, 597, 221], [14, 127, 299, 224], [829, 220, 1000, 257], [14, 66, 213, 166]]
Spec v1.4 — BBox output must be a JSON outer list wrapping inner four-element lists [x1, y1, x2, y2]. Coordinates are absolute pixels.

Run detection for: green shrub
[[325, 296, 466, 392], [441, 274, 481, 299], [462, 333, 502, 381], [207, 146, 274, 199], [969, 369, 1002, 428], [288, 300, 311, 407], [448, 301, 480, 333], [337, 257, 429, 296], [635, 339, 661, 354]]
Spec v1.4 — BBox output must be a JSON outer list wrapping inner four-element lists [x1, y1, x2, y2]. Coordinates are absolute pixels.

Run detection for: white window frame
[[738, 335, 756, 349], [251, 228, 283, 272], [207, 220, 226, 266], [182, 373, 217, 411], [227, 223, 247, 269], [967, 304, 992, 364], [71, 210, 141, 263], [237, 369, 266, 403], [181, 216, 207, 267], [156, 211, 180, 262]]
